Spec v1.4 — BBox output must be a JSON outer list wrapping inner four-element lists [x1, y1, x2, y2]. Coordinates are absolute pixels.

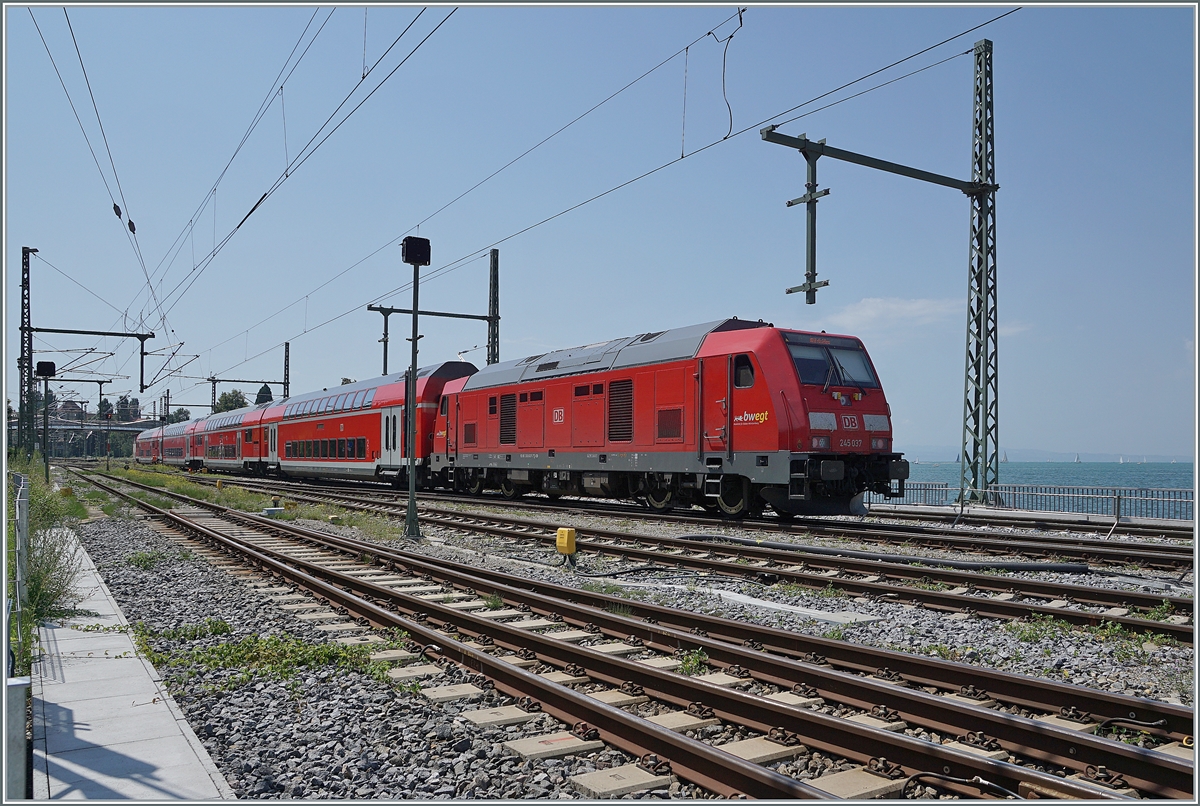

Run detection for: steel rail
[[79, 475, 823, 799], [205, 478, 1192, 642], [204, 506, 1195, 797], [80, 471, 1193, 797], [104, 472, 1195, 641], [140, 500, 1139, 799], [166, 475, 1193, 614], [191, 473, 1197, 567], [416, 508, 1194, 616]]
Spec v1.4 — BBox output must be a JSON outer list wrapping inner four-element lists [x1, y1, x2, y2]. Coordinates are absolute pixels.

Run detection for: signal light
[[811, 435, 830, 450], [401, 236, 431, 267], [871, 438, 889, 451]]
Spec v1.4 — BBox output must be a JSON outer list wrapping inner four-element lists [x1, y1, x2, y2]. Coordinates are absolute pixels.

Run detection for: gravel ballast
[[71, 492, 1194, 799]]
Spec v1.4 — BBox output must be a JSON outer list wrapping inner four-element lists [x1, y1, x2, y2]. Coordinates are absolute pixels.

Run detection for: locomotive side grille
[[499, 394, 517, 444], [607, 379, 633, 442], [657, 408, 683, 440]]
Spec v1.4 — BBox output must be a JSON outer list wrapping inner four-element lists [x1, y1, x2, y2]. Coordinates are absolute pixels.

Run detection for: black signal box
[[402, 236, 431, 267], [35, 361, 56, 378]]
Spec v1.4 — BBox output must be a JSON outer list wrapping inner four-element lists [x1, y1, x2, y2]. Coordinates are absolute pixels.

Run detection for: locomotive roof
[[461, 318, 769, 391]]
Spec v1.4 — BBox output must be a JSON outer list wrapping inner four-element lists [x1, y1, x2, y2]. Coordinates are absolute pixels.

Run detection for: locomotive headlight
[[811, 435, 830, 450], [871, 437, 889, 451]]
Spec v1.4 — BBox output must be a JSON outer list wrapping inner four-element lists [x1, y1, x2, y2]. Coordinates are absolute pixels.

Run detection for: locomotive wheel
[[467, 474, 485, 495], [717, 476, 750, 519], [644, 485, 674, 513], [499, 479, 524, 499]]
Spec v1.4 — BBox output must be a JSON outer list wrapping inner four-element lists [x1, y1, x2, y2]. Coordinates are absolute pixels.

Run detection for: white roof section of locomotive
[[461, 318, 770, 391]]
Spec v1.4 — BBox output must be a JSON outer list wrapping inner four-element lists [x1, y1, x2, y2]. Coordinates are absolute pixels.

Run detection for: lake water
[[907, 462, 1194, 491]]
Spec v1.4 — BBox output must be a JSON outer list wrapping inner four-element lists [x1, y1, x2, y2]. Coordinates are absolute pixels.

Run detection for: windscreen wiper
[[821, 361, 837, 393], [834, 356, 868, 397]]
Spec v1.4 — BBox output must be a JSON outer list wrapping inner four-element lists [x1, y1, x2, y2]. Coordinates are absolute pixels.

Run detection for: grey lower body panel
[[431, 450, 793, 485]]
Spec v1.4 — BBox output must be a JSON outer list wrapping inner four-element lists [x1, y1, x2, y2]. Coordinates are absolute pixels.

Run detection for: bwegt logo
[[734, 410, 769, 424]]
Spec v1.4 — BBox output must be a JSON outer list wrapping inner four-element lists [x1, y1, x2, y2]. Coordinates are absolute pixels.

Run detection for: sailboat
[[954, 453, 960, 463], [1074, 454, 1080, 463], [1119, 456, 1124, 464], [1001, 452, 1008, 463]]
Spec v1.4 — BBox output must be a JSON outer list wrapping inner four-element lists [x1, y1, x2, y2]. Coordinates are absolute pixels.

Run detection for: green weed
[[677, 649, 709, 676], [127, 550, 169, 570]]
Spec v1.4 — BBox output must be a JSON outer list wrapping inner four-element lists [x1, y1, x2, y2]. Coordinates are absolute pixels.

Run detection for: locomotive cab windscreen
[[784, 333, 879, 389]]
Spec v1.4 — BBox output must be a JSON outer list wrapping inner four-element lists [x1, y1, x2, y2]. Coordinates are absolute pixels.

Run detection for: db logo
[[841, 414, 859, 430], [552, 408, 565, 423]]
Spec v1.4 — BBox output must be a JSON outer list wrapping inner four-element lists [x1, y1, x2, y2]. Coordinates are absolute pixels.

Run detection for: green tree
[[254, 384, 273, 404], [98, 397, 113, 419], [116, 394, 132, 421], [167, 408, 191, 424], [212, 389, 248, 413]]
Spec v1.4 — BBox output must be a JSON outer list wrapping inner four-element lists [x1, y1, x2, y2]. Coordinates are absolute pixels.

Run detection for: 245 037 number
[[839, 439, 863, 448]]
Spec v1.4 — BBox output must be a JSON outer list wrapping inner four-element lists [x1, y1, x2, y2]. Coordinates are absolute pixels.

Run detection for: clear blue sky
[[5, 4, 1195, 458]]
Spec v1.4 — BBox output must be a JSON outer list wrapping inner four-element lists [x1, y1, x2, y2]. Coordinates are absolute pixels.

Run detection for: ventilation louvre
[[657, 408, 683, 440], [607, 379, 633, 442], [499, 394, 517, 444]]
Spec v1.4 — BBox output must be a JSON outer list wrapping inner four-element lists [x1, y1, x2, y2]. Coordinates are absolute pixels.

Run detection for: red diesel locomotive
[[136, 318, 908, 516]]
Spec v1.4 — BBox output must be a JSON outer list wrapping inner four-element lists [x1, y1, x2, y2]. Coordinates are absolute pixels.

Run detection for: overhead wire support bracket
[[761, 126, 998, 304], [29, 326, 155, 393]]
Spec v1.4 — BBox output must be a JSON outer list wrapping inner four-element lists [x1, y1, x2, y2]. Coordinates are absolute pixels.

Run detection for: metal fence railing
[[6, 472, 31, 800], [868, 481, 1194, 522]]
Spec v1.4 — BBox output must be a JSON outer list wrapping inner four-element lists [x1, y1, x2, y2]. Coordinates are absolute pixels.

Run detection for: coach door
[[381, 406, 402, 467], [268, 424, 278, 464], [699, 356, 731, 458]]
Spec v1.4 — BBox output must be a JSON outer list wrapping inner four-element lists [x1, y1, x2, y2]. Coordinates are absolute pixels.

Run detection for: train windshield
[[786, 341, 879, 388], [828, 347, 878, 388]]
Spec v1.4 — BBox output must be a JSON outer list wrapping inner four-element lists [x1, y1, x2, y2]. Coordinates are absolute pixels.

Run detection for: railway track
[[78, 470, 1194, 798], [171, 471, 1195, 569], [152, 473, 1194, 642]]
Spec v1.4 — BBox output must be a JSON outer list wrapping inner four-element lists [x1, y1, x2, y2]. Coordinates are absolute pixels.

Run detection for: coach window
[[319, 440, 327, 458], [734, 355, 755, 388], [361, 389, 375, 408], [334, 394, 347, 411], [244, 429, 253, 442], [338, 438, 347, 458], [356, 437, 366, 458]]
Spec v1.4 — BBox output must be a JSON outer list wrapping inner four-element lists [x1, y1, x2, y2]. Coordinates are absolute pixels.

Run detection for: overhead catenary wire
[[28, 9, 159, 329], [32, 253, 127, 318], [183, 8, 1017, 390], [185, 8, 747, 369], [140, 7, 331, 295], [63, 7, 170, 337], [157, 8, 447, 318]]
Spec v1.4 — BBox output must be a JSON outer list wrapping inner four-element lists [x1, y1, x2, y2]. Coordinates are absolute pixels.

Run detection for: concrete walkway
[[31, 529, 233, 800]]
